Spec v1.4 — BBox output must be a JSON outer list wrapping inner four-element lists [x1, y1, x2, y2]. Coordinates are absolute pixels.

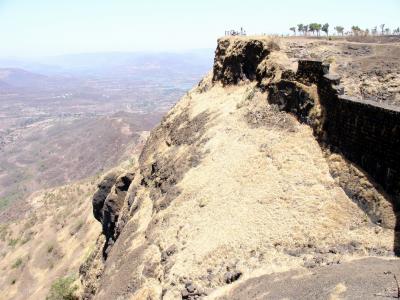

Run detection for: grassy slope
[[0, 159, 136, 300]]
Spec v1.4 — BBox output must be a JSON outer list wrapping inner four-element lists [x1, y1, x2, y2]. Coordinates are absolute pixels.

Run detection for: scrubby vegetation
[[46, 276, 78, 300], [11, 258, 23, 269], [0, 224, 9, 241], [8, 238, 19, 247], [292, 23, 399, 36]]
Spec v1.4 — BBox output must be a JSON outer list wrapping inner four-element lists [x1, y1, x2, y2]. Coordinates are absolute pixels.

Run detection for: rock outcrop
[[91, 171, 135, 258], [212, 38, 272, 85], [92, 173, 119, 224]]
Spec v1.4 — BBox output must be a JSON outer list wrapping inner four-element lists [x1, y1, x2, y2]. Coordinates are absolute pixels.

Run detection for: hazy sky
[[0, 0, 399, 57]]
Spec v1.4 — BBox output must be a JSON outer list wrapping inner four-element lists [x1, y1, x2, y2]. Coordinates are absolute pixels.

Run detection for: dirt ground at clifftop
[[214, 257, 400, 299], [280, 36, 400, 104]]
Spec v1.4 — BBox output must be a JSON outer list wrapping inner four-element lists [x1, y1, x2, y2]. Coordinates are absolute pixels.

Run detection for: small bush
[[46, 276, 78, 300], [267, 40, 280, 51], [47, 244, 54, 253], [0, 224, 9, 241], [8, 238, 19, 247], [12, 258, 23, 269]]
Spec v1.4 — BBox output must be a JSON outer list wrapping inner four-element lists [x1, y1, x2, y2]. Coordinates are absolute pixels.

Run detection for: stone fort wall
[[303, 60, 400, 197]]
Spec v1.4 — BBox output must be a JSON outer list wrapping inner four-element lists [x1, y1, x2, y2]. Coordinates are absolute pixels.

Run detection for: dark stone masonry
[[269, 59, 400, 199], [213, 50, 400, 198], [296, 60, 330, 85], [212, 43, 399, 253], [267, 58, 400, 255], [316, 63, 400, 197]]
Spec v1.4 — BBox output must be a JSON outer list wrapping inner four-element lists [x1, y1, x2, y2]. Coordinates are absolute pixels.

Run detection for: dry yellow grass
[[0, 158, 136, 300]]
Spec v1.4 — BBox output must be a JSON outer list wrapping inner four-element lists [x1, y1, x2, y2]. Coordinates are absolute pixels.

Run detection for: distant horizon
[[0, 48, 215, 61], [0, 0, 399, 57]]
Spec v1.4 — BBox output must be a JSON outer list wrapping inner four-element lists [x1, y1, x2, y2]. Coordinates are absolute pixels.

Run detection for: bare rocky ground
[[215, 257, 400, 299], [281, 37, 400, 104]]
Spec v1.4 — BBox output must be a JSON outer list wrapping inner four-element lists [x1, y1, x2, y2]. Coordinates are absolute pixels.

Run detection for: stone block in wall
[[323, 74, 341, 85], [271, 58, 400, 201], [323, 95, 400, 195], [296, 60, 330, 85]]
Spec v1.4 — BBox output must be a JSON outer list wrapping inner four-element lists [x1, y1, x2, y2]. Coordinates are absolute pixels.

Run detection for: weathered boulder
[[213, 38, 270, 85]]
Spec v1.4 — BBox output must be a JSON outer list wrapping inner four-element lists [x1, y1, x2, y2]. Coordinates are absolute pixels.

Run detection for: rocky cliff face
[[80, 37, 399, 299], [92, 171, 135, 258]]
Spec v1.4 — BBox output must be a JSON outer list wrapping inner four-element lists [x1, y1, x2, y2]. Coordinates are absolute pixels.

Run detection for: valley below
[[0, 50, 212, 218]]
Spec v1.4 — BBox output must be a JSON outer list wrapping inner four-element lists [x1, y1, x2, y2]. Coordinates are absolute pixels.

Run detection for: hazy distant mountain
[[0, 67, 80, 94], [0, 68, 50, 89], [0, 79, 11, 90], [0, 49, 214, 78]]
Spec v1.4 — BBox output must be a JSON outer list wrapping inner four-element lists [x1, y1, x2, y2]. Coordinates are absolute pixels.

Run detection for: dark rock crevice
[[92, 172, 118, 224], [91, 172, 135, 259]]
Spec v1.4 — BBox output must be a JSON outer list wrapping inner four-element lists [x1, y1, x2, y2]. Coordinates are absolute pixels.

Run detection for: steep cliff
[[81, 37, 400, 299]]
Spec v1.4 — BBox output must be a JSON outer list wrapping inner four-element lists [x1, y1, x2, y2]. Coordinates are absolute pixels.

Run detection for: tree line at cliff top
[[290, 23, 400, 36]]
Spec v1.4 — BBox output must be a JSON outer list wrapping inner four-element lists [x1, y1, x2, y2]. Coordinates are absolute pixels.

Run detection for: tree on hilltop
[[315, 23, 322, 36], [297, 24, 304, 35], [309, 23, 316, 35], [303, 25, 309, 35], [380, 24, 385, 35], [290, 27, 296, 35], [334, 26, 344, 36], [372, 26, 378, 36], [322, 23, 329, 36], [309, 23, 322, 36], [351, 26, 361, 36], [385, 28, 390, 35]]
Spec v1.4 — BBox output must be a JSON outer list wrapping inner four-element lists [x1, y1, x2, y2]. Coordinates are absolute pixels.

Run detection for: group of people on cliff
[[225, 27, 247, 36]]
